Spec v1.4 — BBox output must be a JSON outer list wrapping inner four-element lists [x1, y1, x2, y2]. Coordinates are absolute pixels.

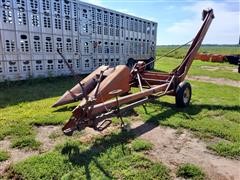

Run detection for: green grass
[[154, 57, 240, 81], [0, 76, 77, 149], [199, 45, 240, 55], [157, 45, 240, 59], [10, 133, 170, 180], [131, 139, 153, 152], [176, 163, 205, 180], [0, 150, 10, 162], [11, 135, 41, 150], [0, 76, 76, 108], [135, 81, 240, 158], [208, 142, 240, 158]]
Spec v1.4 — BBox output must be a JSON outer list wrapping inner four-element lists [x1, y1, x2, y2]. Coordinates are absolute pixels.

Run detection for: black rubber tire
[[126, 58, 135, 69], [238, 61, 240, 73], [146, 57, 155, 70], [175, 81, 192, 108]]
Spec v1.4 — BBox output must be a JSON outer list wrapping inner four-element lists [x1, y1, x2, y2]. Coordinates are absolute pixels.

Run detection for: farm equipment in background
[[53, 9, 215, 136], [195, 53, 239, 64], [194, 53, 239, 73], [195, 53, 225, 62], [224, 55, 240, 73]]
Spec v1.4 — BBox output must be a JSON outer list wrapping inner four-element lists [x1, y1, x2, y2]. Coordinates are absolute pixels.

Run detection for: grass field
[[0, 77, 76, 149], [0, 150, 9, 162], [176, 163, 205, 180], [9, 135, 170, 180], [157, 45, 240, 59], [0, 45, 239, 179], [154, 57, 239, 81], [135, 81, 240, 157]]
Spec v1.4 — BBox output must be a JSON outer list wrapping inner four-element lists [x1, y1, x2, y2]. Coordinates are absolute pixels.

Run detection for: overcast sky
[[81, 0, 239, 45]]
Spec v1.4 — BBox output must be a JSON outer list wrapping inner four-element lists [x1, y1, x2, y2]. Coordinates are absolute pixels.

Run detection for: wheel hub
[[183, 88, 190, 104]]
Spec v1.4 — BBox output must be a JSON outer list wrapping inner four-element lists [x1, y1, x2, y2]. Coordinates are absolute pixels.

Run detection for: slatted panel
[[0, 0, 157, 81]]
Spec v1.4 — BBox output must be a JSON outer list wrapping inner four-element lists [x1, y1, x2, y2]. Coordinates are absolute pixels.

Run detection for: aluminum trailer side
[[0, 0, 157, 81]]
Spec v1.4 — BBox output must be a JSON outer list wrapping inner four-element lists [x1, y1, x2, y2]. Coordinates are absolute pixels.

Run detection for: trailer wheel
[[238, 62, 240, 73], [145, 57, 155, 70], [175, 81, 192, 107], [127, 58, 136, 69]]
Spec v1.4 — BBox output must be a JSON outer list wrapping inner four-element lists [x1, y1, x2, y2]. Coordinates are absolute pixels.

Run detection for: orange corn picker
[[53, 9, 214, 136]]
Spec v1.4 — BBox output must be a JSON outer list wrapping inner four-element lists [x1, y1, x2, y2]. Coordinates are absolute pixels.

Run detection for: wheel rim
[[183, 88, 190, 104]]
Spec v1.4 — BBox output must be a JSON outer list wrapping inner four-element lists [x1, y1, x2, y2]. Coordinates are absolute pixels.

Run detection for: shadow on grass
[[61, 131, 133, 179], [0, 76, 83, 108], [145, 100, 239, 122], [60, 100, 239, 179], [135, 100, 239, 134]]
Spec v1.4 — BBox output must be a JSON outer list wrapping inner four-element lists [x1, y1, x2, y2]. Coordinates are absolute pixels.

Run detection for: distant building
[[0, 0, 157, 81]]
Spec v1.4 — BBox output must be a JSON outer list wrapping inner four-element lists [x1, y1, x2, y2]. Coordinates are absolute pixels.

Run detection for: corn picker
[[53, 9, 214, 136]]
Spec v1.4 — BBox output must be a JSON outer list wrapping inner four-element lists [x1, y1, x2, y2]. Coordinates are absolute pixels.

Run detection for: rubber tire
[[175, 81, 192, 108], [146, 57, 155, 70], [126, 58, 135, 69], [238, 62, 240, 73]]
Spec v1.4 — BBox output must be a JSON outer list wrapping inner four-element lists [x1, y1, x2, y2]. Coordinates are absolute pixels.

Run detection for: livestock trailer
[[0, 0, 157, 81]]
